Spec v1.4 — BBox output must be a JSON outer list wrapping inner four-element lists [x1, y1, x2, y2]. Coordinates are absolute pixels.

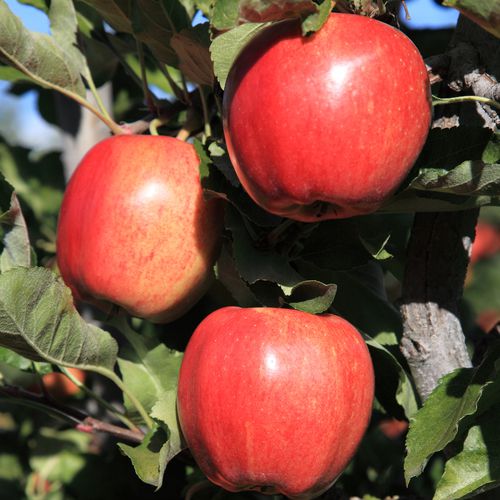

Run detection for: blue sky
[[1, 0, 459, 152]]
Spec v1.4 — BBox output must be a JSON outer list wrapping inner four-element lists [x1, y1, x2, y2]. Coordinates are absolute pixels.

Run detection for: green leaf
[[119, 424, 172, 489], [0, 192, 31, 272], [211, 0, 317, 31], [365, 336, 418, 421], [410, 161, 500, 196], [29, 428, 91, 484], [170, 24, 214, 86], [0, 451, 24, 481], [196, 139, 281, 226], [117, 329, 185, 490], [207, 141, 240, 188], [482, 132, 500, 164], [50, 0, 92, 82], [150, 390, 185, 464], [381, 161, 500, 213], [404, 343, 500, 483], [0, 347, 33, 371], [296, 219, 373, 271], [0, 0, 86, 97], [0, 142, 64, 221], [0, 267, 118, 371], [227, 206, 303, 289], [443, 0, 500, 38], [0, 65, 31, 83], [301, 0, 332, 34], [210, 22, 270, 88], [295, 260, 402, 347], [381, 126, 500, 213], [434, 407, 500, 500], [215, 243, 260, 307], [18, 0, 48, 13], [115, 320, 183, 422], [285, 280, 337, 314]]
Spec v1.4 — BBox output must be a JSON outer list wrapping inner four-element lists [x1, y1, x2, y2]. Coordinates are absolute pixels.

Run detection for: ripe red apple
[[42, 368, 86, 399], [471, 222, 500, 264], [177, 307, 374, 499], [29, 368, 86, 399], [379, 418, 409, 440], [57, 135, 223, 323], [223, 14, 431, 221]]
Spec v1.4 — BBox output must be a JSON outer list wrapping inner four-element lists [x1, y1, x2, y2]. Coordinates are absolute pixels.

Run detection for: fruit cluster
[[56, 13, 430, 499]]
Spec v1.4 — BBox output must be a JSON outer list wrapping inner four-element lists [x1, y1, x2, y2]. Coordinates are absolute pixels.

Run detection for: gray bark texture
[[400, 16, 500, 402], [400, 211, 476, 401]]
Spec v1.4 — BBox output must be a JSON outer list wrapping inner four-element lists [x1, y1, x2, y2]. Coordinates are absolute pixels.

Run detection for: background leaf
[[443, 0, 500, 38], [81, 0, 191, 66], [170, 24, 214, 86]]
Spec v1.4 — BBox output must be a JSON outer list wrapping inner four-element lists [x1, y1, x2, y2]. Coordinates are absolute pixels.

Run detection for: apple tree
[[0, 0, 499, 499]]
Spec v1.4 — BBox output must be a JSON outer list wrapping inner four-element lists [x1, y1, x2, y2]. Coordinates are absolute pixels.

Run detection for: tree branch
[[400, 211, 476, 401], [0, 385, 144, 444], [400, 15, 499, 402]]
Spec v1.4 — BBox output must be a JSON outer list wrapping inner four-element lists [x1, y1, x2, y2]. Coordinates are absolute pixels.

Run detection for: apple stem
[[157, 63, 189, 103], [59, 366, 138, 432], [198, 85, 212, 139], [136, 41, 159, 112], [432, 95, 500, 110], [376, 0, 386, 16], [65, 90, 124, 135], [149, 118, 167, 136], [176, 127, 191, 141], [400, 1, 411, 21], [85, 70, 114, 125]]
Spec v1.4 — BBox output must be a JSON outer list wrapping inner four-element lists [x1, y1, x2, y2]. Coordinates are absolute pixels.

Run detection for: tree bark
[[400, 16, 499, 402], [400, 211, 476, 401]]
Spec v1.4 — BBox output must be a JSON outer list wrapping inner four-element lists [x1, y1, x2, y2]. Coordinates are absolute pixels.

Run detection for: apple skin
[[223, 13, 431, 221], [57, 135, 223, 323], [177, 307, 374, 499]]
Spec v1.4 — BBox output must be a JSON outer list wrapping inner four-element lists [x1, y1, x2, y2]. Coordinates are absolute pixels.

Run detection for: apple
[[57, 135, 223, 323], [223, 13, 431, 221], [379, 418, 409, 440], [29, 368, 86, 399], [41, 368, 86, 399], [177, 307, 374, 499], [471, 222, 500, 264]]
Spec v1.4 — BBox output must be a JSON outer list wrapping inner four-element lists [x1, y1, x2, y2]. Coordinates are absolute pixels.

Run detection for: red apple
[[471, 222, 500, 264], [379, 418, 409, 440], [223, 14, 431, 221], [29, 368, 86, 399], [177, 307, 374, 499], [42, 368, 86, 399], [57, 135, 223, 323]]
